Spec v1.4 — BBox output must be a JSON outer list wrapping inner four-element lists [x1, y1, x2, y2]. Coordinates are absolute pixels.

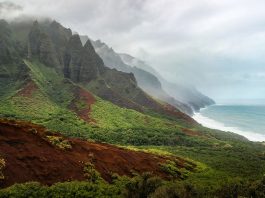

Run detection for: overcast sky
[[1, 0, 265, 101]]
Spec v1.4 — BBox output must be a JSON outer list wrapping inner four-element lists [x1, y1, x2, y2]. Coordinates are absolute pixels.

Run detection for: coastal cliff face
[[89, 38, 214, 115], [119, 53, 215, 112]]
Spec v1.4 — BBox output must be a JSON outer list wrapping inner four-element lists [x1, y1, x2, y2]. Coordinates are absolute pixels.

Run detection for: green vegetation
[[0, 157, 5, 180], [134, 143, 265, 193], [0, 174, 264, 198], [0, 181, 121, 198], [1, 19, 265, 197], [123, 173, 163, 198], [0, 60, 187, 143], [83, 162, 104, 183], [159, 160, 189, 179], [46, 136, 72, 150], [91, 98, 179, 129], [0, 60, 94, 137], [1, 59, 265, 196]]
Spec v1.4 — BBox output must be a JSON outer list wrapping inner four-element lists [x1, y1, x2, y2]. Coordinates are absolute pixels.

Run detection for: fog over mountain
[[2, 0, 265, 101]]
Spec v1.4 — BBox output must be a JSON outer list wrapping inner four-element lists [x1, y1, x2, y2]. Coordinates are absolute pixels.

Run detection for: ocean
[[193, 103, 265, 142]]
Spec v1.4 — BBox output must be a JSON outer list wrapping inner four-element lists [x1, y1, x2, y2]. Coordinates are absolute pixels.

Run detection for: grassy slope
[[0, 60, 187, 140], [0, 60, 265, 193], [0, 60, 89, 135]]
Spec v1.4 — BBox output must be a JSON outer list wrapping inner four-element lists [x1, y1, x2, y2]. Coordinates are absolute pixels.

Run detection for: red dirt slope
[[0, 119, 195, 188], [69, 87, 96, 122], [163, 104, 196, 124], [16, 80, 38, 97]]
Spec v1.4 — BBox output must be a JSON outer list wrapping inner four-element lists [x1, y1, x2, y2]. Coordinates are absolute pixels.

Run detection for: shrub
[[159, 160, 189, 179], [248, 175, 265, 198], [46, 135, 72, 150], [150, 182, 198, 198], [0, 157, 5, 180], [0, 181, 121, 198], [83, 162, 103, 183], [0, 182, 47, 198], [123, 172, 163, 198], [47, 181, 121, 198]]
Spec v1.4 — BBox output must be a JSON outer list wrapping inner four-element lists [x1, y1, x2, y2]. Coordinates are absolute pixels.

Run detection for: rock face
[[162, 82, 215, 111], [0, 20, 21, 65], [28, 22, 105, 83], [63, 34, 83, 81], [0, 20, 12, 65], [79, 40, 105, 83], [47, 20, 72, 68], [28, 21, 59, 68], [63, 35, 105, 83], [0, 20, 28, 83]]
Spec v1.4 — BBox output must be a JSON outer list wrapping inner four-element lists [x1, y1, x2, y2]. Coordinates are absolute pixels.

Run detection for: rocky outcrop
[[63, 35, 105, 83], [79, 40, 105, 83]]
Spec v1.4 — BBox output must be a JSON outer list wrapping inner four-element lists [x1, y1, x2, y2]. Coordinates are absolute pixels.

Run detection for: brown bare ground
[[0, 119, 195, 188], [181, 128, 203, 137], [69, 87, 96, 122], [16, 80, 38, 97], [163, 104, 196, 124]]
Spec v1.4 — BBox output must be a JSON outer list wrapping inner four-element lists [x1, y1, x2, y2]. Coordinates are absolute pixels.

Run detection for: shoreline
[[193, 107, 265, 142]]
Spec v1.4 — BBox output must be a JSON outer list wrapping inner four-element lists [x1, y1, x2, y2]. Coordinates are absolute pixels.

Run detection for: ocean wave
[[193, 112, 265, 142]]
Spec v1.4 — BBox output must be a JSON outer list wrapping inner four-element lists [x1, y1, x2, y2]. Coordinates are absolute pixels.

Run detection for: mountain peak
[[84, 39, 96, 51], [68, 34, 82, 47], [50, 20, 61, 28]]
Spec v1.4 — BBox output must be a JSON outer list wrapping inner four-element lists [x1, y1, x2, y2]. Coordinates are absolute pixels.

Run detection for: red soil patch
[[133, 91, 196, 125], [181, 128, 203, 137], [16, 80, 38, 97], [0, 119, 195, 188], [163, 104, 196, 124], [69, 87, 96, 122]]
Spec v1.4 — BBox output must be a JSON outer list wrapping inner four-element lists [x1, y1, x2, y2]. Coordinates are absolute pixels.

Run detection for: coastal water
[[193, 104, 265, 141]]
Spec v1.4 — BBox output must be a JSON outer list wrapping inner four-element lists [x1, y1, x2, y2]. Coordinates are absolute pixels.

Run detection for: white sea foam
[[193, 112, 265, 142]]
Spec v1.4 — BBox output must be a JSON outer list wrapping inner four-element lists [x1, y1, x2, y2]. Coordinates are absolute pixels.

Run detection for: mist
[[1, 0, 265, 102]]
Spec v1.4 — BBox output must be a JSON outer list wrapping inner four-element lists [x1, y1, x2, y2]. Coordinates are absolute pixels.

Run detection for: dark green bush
[[123, 173, 163, 198]]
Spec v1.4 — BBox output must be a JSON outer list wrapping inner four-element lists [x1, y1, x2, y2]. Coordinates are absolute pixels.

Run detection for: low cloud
[[2, 0, 265, 100], [0, 1, 22, 12], [0, 1, 22, 19]]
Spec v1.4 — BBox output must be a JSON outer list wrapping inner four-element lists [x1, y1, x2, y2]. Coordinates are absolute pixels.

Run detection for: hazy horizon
[[213, 98, 265, 105], [1, 0, 265, 101]]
